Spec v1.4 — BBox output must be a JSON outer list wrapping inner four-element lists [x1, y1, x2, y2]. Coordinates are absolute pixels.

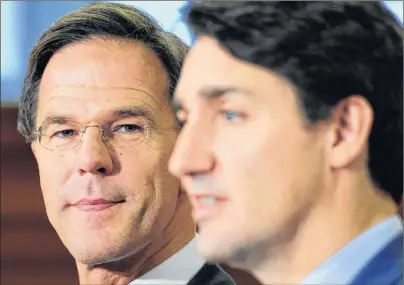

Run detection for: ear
[[327, 96, 373, 169], [31, 141, 38, 158]]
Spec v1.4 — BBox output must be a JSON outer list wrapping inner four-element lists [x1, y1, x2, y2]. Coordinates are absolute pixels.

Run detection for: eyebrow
[[111, 106, 155, 122], [39, 115, 70, 126], [173, 86, 252, 112], [39, 106, 156, 127]]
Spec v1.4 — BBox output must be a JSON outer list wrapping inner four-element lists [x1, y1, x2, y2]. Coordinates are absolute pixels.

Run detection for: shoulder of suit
[[187, 263, 237, 285]]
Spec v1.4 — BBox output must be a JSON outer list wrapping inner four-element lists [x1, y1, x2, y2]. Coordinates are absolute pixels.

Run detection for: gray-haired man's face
[[32, 38, 183, 265]]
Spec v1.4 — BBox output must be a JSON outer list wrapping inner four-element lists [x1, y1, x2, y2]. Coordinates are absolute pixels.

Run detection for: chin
[[74, 251, 114, 266], [64, 232, 131, 265], [70, 244, 124, 266], [197, 232, 236, 263], [198, 225, 258, 268]]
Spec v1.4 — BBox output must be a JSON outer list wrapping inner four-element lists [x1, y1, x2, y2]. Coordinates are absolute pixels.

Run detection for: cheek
[[217, 119, 317, 184], [119, 148, 179, 228], [119, 145, 169, 175], [216, 126, 282, 182], [119, 147, 179, 195], [36, 151, 72, 203], [216, 127, 319, 221], [142, 145, 180, 206], [118, 151, 155, 193]]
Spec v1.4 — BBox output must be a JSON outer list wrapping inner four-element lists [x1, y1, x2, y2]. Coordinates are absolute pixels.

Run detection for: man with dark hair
[[169, 1, 403, 284], [17, 3, 235, 285]]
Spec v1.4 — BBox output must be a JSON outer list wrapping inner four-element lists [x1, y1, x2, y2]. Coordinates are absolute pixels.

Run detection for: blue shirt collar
[[301, 215, 403, 285]]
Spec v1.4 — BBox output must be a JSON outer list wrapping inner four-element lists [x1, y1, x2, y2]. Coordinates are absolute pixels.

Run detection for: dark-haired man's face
[[32, 38, 184, 265], [169, 36, 328, 266]]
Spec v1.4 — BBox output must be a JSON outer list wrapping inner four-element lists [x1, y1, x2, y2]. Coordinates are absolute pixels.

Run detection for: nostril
[[98, 167, 107, 174]]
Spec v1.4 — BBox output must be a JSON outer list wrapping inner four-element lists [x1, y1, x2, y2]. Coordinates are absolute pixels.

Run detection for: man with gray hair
[[17, 3, 235, 285]]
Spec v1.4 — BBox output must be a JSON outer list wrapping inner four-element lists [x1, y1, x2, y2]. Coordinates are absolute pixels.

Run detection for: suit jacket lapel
[[187, 263, 236, 285]]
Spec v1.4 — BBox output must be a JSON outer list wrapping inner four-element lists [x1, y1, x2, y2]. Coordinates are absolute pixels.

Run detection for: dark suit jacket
[[187, 263, 236, 285], [350, 232, 403, 285]]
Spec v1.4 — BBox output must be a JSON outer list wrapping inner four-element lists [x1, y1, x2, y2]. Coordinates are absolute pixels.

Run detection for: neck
[[250, 172, 398, 285], [76, 192, 196, 285]]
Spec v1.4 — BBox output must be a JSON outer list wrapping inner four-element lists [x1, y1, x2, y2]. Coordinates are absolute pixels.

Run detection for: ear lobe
[[31, 141, 38, 157], [328, 96, 373, 169]]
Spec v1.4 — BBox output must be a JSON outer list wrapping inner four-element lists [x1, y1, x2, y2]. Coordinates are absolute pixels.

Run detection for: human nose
[[169, 120, 215, 179], [75, 125, 113, 175]]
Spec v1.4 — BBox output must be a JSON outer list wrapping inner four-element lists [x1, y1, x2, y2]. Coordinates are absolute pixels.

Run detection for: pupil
[[127, 125, 137, 131], [62, 130, 73, 136]]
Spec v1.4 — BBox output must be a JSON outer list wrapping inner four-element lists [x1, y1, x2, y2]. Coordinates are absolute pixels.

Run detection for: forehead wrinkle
[[52, 97, 155, 116], [41, 84, 163, 112]]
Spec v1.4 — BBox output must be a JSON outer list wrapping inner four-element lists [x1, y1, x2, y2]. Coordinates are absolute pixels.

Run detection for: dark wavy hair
[[183, 1, 403, 203]]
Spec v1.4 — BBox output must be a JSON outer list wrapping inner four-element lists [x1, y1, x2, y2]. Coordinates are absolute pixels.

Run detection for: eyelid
[[109, 117, 148, 128]]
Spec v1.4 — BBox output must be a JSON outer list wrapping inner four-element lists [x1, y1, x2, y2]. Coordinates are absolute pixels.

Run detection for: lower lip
[[73, 202, 122, 212], [192, 198, 228, 222]]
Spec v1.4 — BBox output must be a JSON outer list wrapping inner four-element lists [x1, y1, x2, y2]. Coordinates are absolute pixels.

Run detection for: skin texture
[[31, 38, 195, 284], [169, 36, 397, 284]]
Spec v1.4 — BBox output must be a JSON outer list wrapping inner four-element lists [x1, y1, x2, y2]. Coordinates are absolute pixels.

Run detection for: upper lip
[[72, 198, 123, 206], [188, 192, 228, 199]]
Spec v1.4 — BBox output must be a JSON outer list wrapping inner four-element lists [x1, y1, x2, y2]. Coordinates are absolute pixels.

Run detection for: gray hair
[[17, 2, 189, 142]]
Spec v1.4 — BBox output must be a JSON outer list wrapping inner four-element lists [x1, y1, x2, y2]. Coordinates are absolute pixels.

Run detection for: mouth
[[71, 199, 125, 212], [190, 194, 229, 223]]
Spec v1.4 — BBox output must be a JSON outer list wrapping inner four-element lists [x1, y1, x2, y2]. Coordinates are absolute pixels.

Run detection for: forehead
[[176, 36, 292, 103], [37, 38, 171, 121]]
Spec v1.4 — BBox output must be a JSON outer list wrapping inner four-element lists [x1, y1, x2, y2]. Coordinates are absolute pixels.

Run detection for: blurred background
[[0, 1, 402, 284]]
